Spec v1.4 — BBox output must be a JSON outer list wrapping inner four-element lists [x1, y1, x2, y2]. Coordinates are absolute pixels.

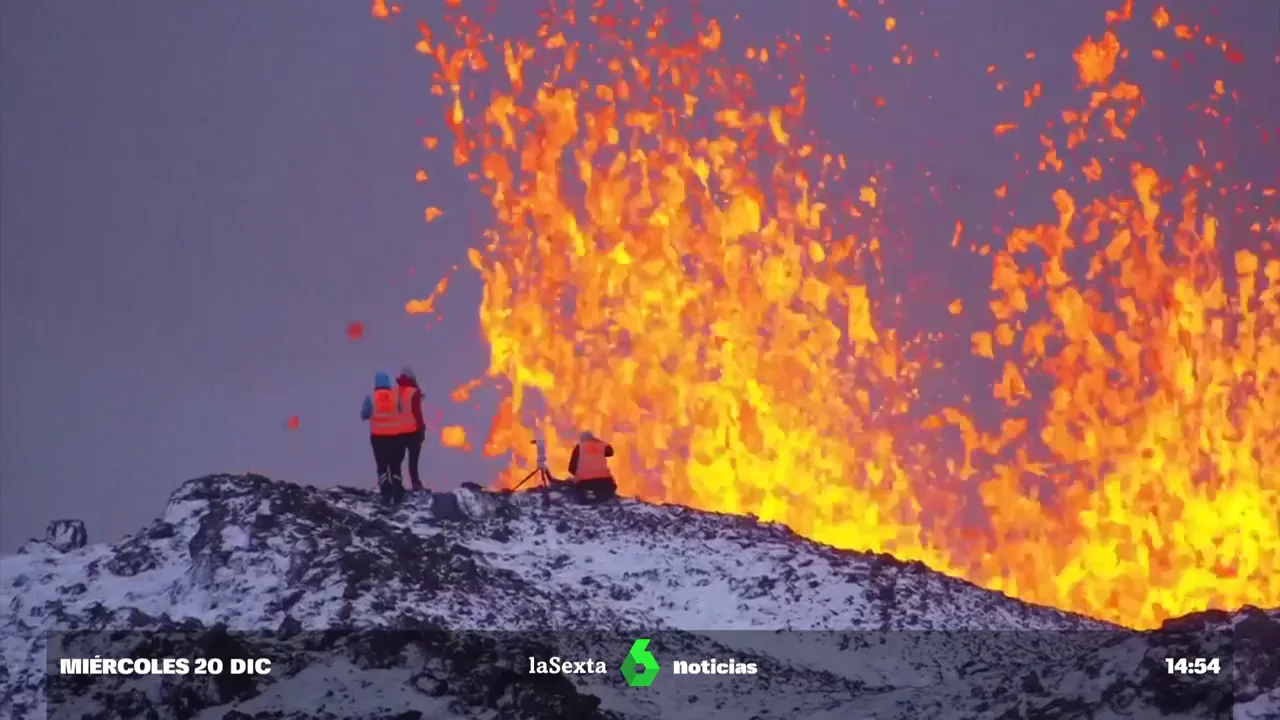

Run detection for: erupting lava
[[380, 0, 1278, 629]]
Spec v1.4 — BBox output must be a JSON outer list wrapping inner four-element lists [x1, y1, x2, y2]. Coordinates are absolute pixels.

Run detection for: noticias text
[[59, 657, 273, 676], [672, 659, 759, 675]]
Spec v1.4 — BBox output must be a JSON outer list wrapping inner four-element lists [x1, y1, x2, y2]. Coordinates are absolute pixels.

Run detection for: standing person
[[567, 431, 617, 504], [395, 366, 428, 491], [360, 371, 415, 504]]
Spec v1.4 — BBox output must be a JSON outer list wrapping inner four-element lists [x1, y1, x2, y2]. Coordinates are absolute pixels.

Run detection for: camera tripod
[[512, 464, 554, 492], [511, 439, 557, 498]]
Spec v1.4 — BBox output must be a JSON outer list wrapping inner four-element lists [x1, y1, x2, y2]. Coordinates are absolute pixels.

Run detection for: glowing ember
[[384, 1, 1278, 629], [440, 425, 471, 451], [286, 416, 300, 431], [405, 274, 451, 315], [345, 321, 365, 340]]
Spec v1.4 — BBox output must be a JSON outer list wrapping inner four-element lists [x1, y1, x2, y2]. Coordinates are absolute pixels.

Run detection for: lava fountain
[[378, 0, 1278, 629]]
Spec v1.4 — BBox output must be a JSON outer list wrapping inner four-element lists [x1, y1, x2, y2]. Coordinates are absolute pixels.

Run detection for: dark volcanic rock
[[46, 519, 89, 552], [2, 473, 1276, 720], [18, 519, 89, 555]]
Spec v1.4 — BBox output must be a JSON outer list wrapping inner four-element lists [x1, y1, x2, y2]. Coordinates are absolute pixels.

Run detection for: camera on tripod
[[530, 438, 548, 469], [513, 437, 554, 495]]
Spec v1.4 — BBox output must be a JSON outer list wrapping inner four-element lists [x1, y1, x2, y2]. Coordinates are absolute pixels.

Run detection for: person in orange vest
[[567, 431, 617, 504], [395, 366, 427, 491], [360, 371, 417, 504]]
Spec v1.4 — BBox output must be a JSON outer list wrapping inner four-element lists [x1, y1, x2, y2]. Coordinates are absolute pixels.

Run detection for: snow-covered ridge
[[2, 473, 1276, 719]]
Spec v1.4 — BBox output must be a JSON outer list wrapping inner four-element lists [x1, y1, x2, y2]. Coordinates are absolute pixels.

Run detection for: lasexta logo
[[620, 638, 660, 687]]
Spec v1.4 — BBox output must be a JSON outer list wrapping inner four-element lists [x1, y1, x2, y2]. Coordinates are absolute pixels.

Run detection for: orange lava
[[405, 274, 451, 315], [440, 425, 471, 452], [385, 0, 1278, 629]]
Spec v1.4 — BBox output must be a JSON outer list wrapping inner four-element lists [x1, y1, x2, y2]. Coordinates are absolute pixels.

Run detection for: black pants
[[402, 430, 426, 490], [370, 435, 406, 504], [572, 476, 617, 504]]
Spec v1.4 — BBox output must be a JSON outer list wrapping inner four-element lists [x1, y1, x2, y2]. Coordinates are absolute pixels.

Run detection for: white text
[[672, 659, 758, 675], [527, 657, 608, 675], [59, 657, 272, 676]]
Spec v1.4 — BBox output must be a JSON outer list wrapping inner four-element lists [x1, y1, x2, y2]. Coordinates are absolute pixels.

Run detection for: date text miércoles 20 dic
[[58, 657, 273, 676]]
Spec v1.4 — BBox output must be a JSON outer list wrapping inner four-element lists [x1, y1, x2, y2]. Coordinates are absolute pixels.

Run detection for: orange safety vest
[[397, 385, 422, 431], [369, 387, 417, 436], [574, 438, 611, 480]]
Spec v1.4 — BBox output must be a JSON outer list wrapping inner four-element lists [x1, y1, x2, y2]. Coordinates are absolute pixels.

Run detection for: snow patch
[[2, 473, 1274, 720]]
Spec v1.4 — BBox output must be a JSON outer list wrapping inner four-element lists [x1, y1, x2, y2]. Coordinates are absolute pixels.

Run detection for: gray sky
[[1, 0, 1274, 551]]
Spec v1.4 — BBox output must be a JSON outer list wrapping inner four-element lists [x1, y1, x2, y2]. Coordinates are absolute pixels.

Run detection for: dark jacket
[[396, 374, 426, 433]]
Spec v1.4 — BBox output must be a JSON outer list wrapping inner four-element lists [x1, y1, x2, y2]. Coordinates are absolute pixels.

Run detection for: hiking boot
[[390, 474, 407, 505]]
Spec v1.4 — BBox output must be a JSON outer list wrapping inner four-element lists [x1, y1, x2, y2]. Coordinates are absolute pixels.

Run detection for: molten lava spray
[[383, 0, 1278, 628]]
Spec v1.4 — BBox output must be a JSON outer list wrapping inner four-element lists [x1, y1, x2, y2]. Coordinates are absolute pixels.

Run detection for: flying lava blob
[[346, 321, 365, 340], [380, 0, 1279, 629], [440, 425, 471, 452], [286, 415, 300, 431], [405, 273, 452, 315]]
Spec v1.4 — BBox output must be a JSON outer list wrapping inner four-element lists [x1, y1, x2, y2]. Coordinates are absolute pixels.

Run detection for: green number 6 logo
[[620, 638, 660, 687]]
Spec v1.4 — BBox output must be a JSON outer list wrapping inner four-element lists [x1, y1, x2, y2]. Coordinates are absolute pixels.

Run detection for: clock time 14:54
[[1165, 658, 1222, 675]]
